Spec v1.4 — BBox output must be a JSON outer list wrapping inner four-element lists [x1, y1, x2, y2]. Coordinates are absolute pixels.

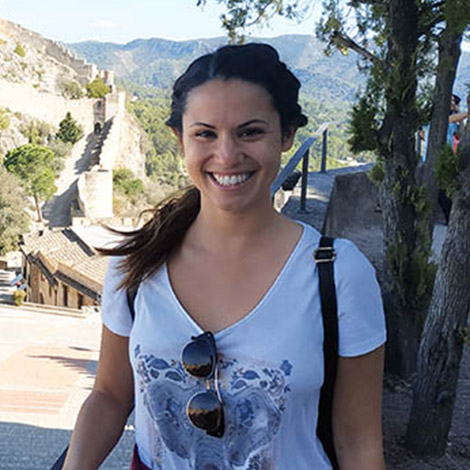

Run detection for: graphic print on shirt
[[134, 344, 293, 470]]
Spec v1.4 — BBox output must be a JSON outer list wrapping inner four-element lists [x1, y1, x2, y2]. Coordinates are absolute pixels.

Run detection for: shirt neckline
[[164, 222, 308, 339]]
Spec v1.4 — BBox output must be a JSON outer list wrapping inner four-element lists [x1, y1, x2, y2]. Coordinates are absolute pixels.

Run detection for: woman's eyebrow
[[190, 122, 216, 128], [190, 119, 268, 128], [238, 119, 268, 128]]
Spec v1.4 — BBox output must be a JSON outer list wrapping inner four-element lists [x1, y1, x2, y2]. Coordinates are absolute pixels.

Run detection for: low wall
[[322, 170, 382, 237]]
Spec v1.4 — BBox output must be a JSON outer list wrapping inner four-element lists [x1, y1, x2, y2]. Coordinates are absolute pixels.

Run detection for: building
[[19, 227, 114, 310]]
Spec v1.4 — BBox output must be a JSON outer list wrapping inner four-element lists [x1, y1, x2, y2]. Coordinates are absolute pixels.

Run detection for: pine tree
[[56, 112, 84, 144]]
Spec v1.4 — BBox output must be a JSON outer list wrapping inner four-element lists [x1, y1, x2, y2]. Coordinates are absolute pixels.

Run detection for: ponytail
[[99, 186, 200, 291]]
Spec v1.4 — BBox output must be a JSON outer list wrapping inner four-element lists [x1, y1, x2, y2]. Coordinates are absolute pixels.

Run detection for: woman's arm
[[332, 345, 386, 470], [449, 112, 468, 124], [63, 326, 134, 470]]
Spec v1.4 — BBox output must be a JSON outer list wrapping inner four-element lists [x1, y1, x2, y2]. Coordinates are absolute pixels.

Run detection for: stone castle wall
[[0, 79, 95, 132], [0, 17, 101, 85]]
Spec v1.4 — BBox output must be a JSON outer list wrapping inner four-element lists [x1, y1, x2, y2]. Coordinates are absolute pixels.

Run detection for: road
[[0, 291, 133, 469]]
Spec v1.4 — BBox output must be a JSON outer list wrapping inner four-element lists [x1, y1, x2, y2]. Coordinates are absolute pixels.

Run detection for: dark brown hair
[[102, 43, 307, 291]]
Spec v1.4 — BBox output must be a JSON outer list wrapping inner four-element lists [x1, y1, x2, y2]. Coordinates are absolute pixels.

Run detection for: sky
[[0, 0, 320, 44]]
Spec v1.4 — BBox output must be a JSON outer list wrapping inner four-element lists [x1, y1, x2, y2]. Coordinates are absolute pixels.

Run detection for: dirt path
[[383, 346, 470, 469]]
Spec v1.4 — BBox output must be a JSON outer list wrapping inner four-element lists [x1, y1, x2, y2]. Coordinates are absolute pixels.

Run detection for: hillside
[[0, 17, 93, 96], [0, 17, 151, 235]]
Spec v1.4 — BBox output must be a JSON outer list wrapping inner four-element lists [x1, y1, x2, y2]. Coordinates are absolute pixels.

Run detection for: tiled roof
[[21, 228, 110, 293]]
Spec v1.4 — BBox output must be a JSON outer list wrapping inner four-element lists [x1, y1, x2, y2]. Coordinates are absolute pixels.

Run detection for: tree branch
[[417, 2, 445, 36], [351, 0, 386, 4], [330, 31, 381, 64]]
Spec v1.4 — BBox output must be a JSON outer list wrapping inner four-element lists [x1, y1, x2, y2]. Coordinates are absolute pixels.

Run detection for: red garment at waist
[[131, 445, 152, 470]]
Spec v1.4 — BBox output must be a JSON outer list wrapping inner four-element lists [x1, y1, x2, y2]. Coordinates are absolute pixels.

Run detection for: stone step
[[0, 301, 97, 318]]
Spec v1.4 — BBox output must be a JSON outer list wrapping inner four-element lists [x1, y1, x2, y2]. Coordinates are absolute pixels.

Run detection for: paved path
[[41, 131, 101, 228], [0, 303, 133, 469]]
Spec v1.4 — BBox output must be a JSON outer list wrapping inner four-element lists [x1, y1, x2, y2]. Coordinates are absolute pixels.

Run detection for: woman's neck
[[184, 204, 289, 258]]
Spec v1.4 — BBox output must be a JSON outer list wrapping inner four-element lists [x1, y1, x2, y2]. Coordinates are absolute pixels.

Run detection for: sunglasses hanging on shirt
[[181, 331, 225, 438]]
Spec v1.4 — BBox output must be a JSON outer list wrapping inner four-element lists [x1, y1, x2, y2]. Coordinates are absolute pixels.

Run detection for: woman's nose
[[215, 134, 241, 163]]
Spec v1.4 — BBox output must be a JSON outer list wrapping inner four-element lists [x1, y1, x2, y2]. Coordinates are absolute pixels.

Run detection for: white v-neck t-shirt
[[101, 222, 386, 470]]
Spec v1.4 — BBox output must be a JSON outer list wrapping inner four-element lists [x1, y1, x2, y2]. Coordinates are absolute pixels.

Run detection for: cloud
[[89, 19, 118, 30]]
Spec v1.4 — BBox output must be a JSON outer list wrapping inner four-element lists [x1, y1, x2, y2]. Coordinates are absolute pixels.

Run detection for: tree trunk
[[422, 29, 463, 217], [406, 118, 470, 455], [378, 0, 420, 377], [34, 195, 43, 223]]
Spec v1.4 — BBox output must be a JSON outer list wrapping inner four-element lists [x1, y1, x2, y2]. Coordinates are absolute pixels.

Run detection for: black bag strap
[[126, 284, 139, 321], [315, 236, 339, 469], [49, 448, 67, 470]]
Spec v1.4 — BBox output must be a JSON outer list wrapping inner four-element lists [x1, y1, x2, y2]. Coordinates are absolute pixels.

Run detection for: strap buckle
[[314, 246, 336, 264]]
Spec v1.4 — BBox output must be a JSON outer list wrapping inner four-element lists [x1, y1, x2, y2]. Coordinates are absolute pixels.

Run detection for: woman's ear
[[281, 126, 297, 152]]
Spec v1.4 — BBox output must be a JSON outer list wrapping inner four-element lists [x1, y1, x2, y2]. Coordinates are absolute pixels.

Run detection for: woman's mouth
[[208, 172, 255, 187]]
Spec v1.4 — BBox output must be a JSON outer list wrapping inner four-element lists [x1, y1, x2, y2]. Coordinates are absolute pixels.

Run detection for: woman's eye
[[240, 128, 265, 139], [195, 130, 216, 139]]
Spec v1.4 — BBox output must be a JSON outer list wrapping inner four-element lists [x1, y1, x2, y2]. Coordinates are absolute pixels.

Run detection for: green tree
[[86, 77, 110, 98], [0, 167, 29, 255], [4, 144, 57, 222], [56, 112, 84, 144]]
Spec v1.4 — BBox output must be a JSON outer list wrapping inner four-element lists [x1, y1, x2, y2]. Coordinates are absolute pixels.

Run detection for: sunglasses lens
[[182, 336, 215, 378], [187, 391, 223, 433]]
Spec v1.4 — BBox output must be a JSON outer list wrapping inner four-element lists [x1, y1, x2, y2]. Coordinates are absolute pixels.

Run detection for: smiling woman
[[62, 44, 386, 470]]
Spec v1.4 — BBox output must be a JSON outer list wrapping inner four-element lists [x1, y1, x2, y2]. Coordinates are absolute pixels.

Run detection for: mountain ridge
[[68, 34, 470, 105]]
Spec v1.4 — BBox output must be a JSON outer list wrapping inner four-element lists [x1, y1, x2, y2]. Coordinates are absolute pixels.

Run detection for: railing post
[[320, 128, 328, 173], [300, 149, 309, 212]]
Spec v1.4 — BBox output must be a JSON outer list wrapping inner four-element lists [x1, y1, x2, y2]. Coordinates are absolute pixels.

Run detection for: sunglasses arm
[[214, 363, 224, 405]]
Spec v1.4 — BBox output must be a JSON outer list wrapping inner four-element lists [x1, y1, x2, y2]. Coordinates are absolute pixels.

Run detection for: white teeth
[[212, 173, 250, 186]]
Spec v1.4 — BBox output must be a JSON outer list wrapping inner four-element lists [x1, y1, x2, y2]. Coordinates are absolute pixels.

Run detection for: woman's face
[[176, 79, 295, 215]]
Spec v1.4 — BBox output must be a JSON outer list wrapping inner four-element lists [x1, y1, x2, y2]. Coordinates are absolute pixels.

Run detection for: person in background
[[440, 93, 467, 224], [420, 93, 467, 224], [63, 43, 386, 470]]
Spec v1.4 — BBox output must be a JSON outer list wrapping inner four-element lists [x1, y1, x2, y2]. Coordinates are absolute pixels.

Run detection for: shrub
[[59, 79, 84, 99], [14, 43, 26, 57], [113, 168, 144, 200], [0, 107, 10, 130], [20, 120, 55, 145], [86, 77, 110, 98], [13, 289, 26, 306], [56, 112, 84, 144], [48, 139, 73, 159]]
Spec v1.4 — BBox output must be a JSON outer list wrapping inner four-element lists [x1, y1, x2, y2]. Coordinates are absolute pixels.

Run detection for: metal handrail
[[271, 122, 330, 211]]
